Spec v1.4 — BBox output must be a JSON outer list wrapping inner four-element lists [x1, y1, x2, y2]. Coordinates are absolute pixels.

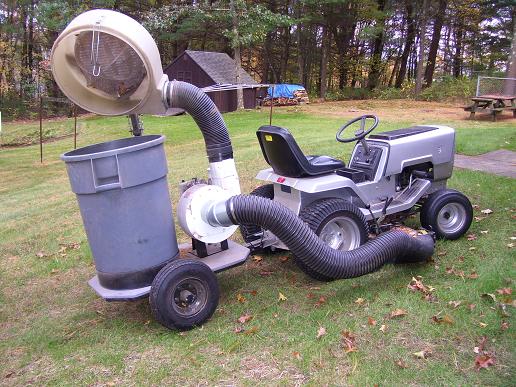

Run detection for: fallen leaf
[[468, 304, 476, 311], [259, 270, 274, 276], [379, 324, 387, 333], [341, 330, 357, 352], [389, 308, 407, 319], [469, 247, 477, 251], [306, 292, 315, 299], [468, 271, 479, 279], [437, 251, 447, 257], [413, 350, 430, 359], [467, 234, 477, 241], [501, 321, 509, 330], [314, 296, 327, 307], [243, 326, 259, 335], [35, 251, 46, 258], [237, 313, 253, 324], [424, 293, 438, 302], [408, 276, 429, 294], [367, 316, 377, 326], [236, 293, 246, 303], [292, 351, 302, 360], [448, 300, 462, 309], [278, 292, 287, 301], [479, 322, 488, 328], [432, 314, 454, 325], [354, 297, 366, 305], [507, 243, 514, 248], [252, 255, 263, 263], [480, 230, 489, 234], [496, 288, 512, 295], [4, 371, 14, 379], [316, 326, 326, 339], [474, 216, 486, 222], [279, 255, 289, 263], [396, 359, 408, 368], [480, 209, 493, 215], [475, 354, 495, 370], [50, 269, 59, 274]]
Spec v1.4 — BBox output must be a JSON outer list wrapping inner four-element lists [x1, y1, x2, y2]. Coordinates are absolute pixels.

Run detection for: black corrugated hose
[[226, 195, 434, 279], [166, 80, 233, 162]]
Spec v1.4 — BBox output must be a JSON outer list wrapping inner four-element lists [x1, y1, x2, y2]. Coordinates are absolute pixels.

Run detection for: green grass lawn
[[0, 105, 514, 385]]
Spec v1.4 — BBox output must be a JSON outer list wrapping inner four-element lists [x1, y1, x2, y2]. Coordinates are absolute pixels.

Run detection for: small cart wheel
[[150, 259, 219, 330], [420, 189, 473, 240]]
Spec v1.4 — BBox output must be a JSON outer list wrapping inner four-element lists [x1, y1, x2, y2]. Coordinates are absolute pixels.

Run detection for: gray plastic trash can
[[61, 135, 179, 290]]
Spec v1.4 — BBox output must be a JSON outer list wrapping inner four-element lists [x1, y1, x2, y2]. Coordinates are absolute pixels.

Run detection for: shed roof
[[178, 50, 257, 85]]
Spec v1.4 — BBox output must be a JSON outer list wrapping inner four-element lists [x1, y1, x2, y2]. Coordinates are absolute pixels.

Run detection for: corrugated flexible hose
[[166, 80, 233, 162], [226, 195, 434, 279]]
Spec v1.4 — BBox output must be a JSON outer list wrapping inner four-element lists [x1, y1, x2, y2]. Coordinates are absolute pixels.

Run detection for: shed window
[[184, 71, 192, 83], [177, 71, 184, 81]]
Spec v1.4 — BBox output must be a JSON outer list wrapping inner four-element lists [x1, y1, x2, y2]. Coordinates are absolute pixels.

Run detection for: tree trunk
[[424, 0, 447, 87], [230, 0, 244, 109], [319, 25, 330, 98], [415, 0, 429, 96], [395, 1, 416, 88], [453, 24, 463, 78], [368, 0, 386, 90], [503, 6, 516, 95]]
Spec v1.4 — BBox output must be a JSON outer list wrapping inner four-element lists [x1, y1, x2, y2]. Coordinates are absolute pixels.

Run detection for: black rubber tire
[[150, 259, 219, 330], [239, 184, 274, 243], [294, 199, 369, 281], [420, 189, 473, 240]]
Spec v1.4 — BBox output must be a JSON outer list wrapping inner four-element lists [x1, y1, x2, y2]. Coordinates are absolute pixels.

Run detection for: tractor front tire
[[420, 189, 473, 240], [150, 259, 219, 331]]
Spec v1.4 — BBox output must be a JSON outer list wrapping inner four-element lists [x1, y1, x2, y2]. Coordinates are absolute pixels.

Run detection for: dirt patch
[[284, 100, 515, 123]]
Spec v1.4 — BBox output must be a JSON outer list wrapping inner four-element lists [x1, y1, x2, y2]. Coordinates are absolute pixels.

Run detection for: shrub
[[419, 76, 475, 102]]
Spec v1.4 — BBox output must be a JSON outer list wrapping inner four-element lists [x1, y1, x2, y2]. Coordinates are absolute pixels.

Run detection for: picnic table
[[464, 94, 516, 121]]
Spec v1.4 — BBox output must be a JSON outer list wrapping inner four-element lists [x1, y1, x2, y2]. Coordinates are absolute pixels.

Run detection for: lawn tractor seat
[[257, 125, 346, 178]]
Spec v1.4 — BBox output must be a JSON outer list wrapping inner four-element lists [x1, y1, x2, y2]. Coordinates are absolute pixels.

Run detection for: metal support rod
[[39, 96, 43, 163], [73, 104, 77, 149], [269, 85, 275, 126]]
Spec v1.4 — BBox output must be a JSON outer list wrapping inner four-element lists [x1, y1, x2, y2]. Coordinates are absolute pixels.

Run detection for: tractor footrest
[[391, 178, 430, 207]]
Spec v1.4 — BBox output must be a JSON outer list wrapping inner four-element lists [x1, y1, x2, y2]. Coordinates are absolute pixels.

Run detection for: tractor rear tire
[[420, 189, 473, 240], [295, 199, 369, 281], [239, 184, 274, 244]]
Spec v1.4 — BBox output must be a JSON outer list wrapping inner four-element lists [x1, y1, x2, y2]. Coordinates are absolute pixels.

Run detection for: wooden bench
[[464, 95, 516, 121]]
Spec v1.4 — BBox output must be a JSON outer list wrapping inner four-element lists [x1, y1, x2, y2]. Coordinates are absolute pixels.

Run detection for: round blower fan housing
[[51, 9, 168, 115]]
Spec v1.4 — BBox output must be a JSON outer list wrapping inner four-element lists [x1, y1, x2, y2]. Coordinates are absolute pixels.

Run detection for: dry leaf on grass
[[279, 255, 289, 263], [259, 270, 274, 276], [292, 351, 302, 360], [501, 321, 509, 330], [237, 313, 253, 324], [480, 230, 489, 234], [314, 296, 327, 307], [431, 314, 454, 325], [278, 292, 287, 301], [379, 324, 387, 333], [316, 326, 326, 339], [396, 359, 408, 368], [467, 233, 477, 241], [354, 297, 366, 305], [341, 331, 357, 352], [367, 316, 377, 326], [480, 209, 493, 215], [236, 293, 246, 303], [448, 300, 462, 309], [413, 350, 430, 359], [496, 288, 512, 295], [475, 354, 495, 370], [389, 308, 407, 319]]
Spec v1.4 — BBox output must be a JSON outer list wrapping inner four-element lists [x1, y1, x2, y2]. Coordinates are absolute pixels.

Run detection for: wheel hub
[[437, 203, 467, 234], [172, 278, 207, 317], [319, 216, 361, 251]]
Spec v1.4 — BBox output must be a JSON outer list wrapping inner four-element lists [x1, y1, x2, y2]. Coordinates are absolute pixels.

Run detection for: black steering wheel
[[335, 115, 379, 143]]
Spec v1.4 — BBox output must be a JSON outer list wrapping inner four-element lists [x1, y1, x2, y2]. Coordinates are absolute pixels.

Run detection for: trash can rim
[[61, 134, 165, 162]]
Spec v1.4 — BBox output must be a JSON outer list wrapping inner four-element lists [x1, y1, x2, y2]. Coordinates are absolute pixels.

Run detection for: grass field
[[0, 101, 514, 385]]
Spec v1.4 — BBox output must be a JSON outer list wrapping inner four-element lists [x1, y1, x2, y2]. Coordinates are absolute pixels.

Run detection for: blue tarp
[[267, 84, 306, 98]]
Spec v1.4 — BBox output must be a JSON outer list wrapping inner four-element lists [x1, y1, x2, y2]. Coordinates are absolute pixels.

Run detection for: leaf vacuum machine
[[51, 10, 471, 330]]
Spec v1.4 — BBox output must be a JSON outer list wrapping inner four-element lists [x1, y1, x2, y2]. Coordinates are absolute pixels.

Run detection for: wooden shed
[[164, 50, 262, 113]]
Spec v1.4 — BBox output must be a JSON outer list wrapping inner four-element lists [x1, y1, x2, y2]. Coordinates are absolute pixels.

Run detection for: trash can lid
[[61, 134, 165, 162]]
